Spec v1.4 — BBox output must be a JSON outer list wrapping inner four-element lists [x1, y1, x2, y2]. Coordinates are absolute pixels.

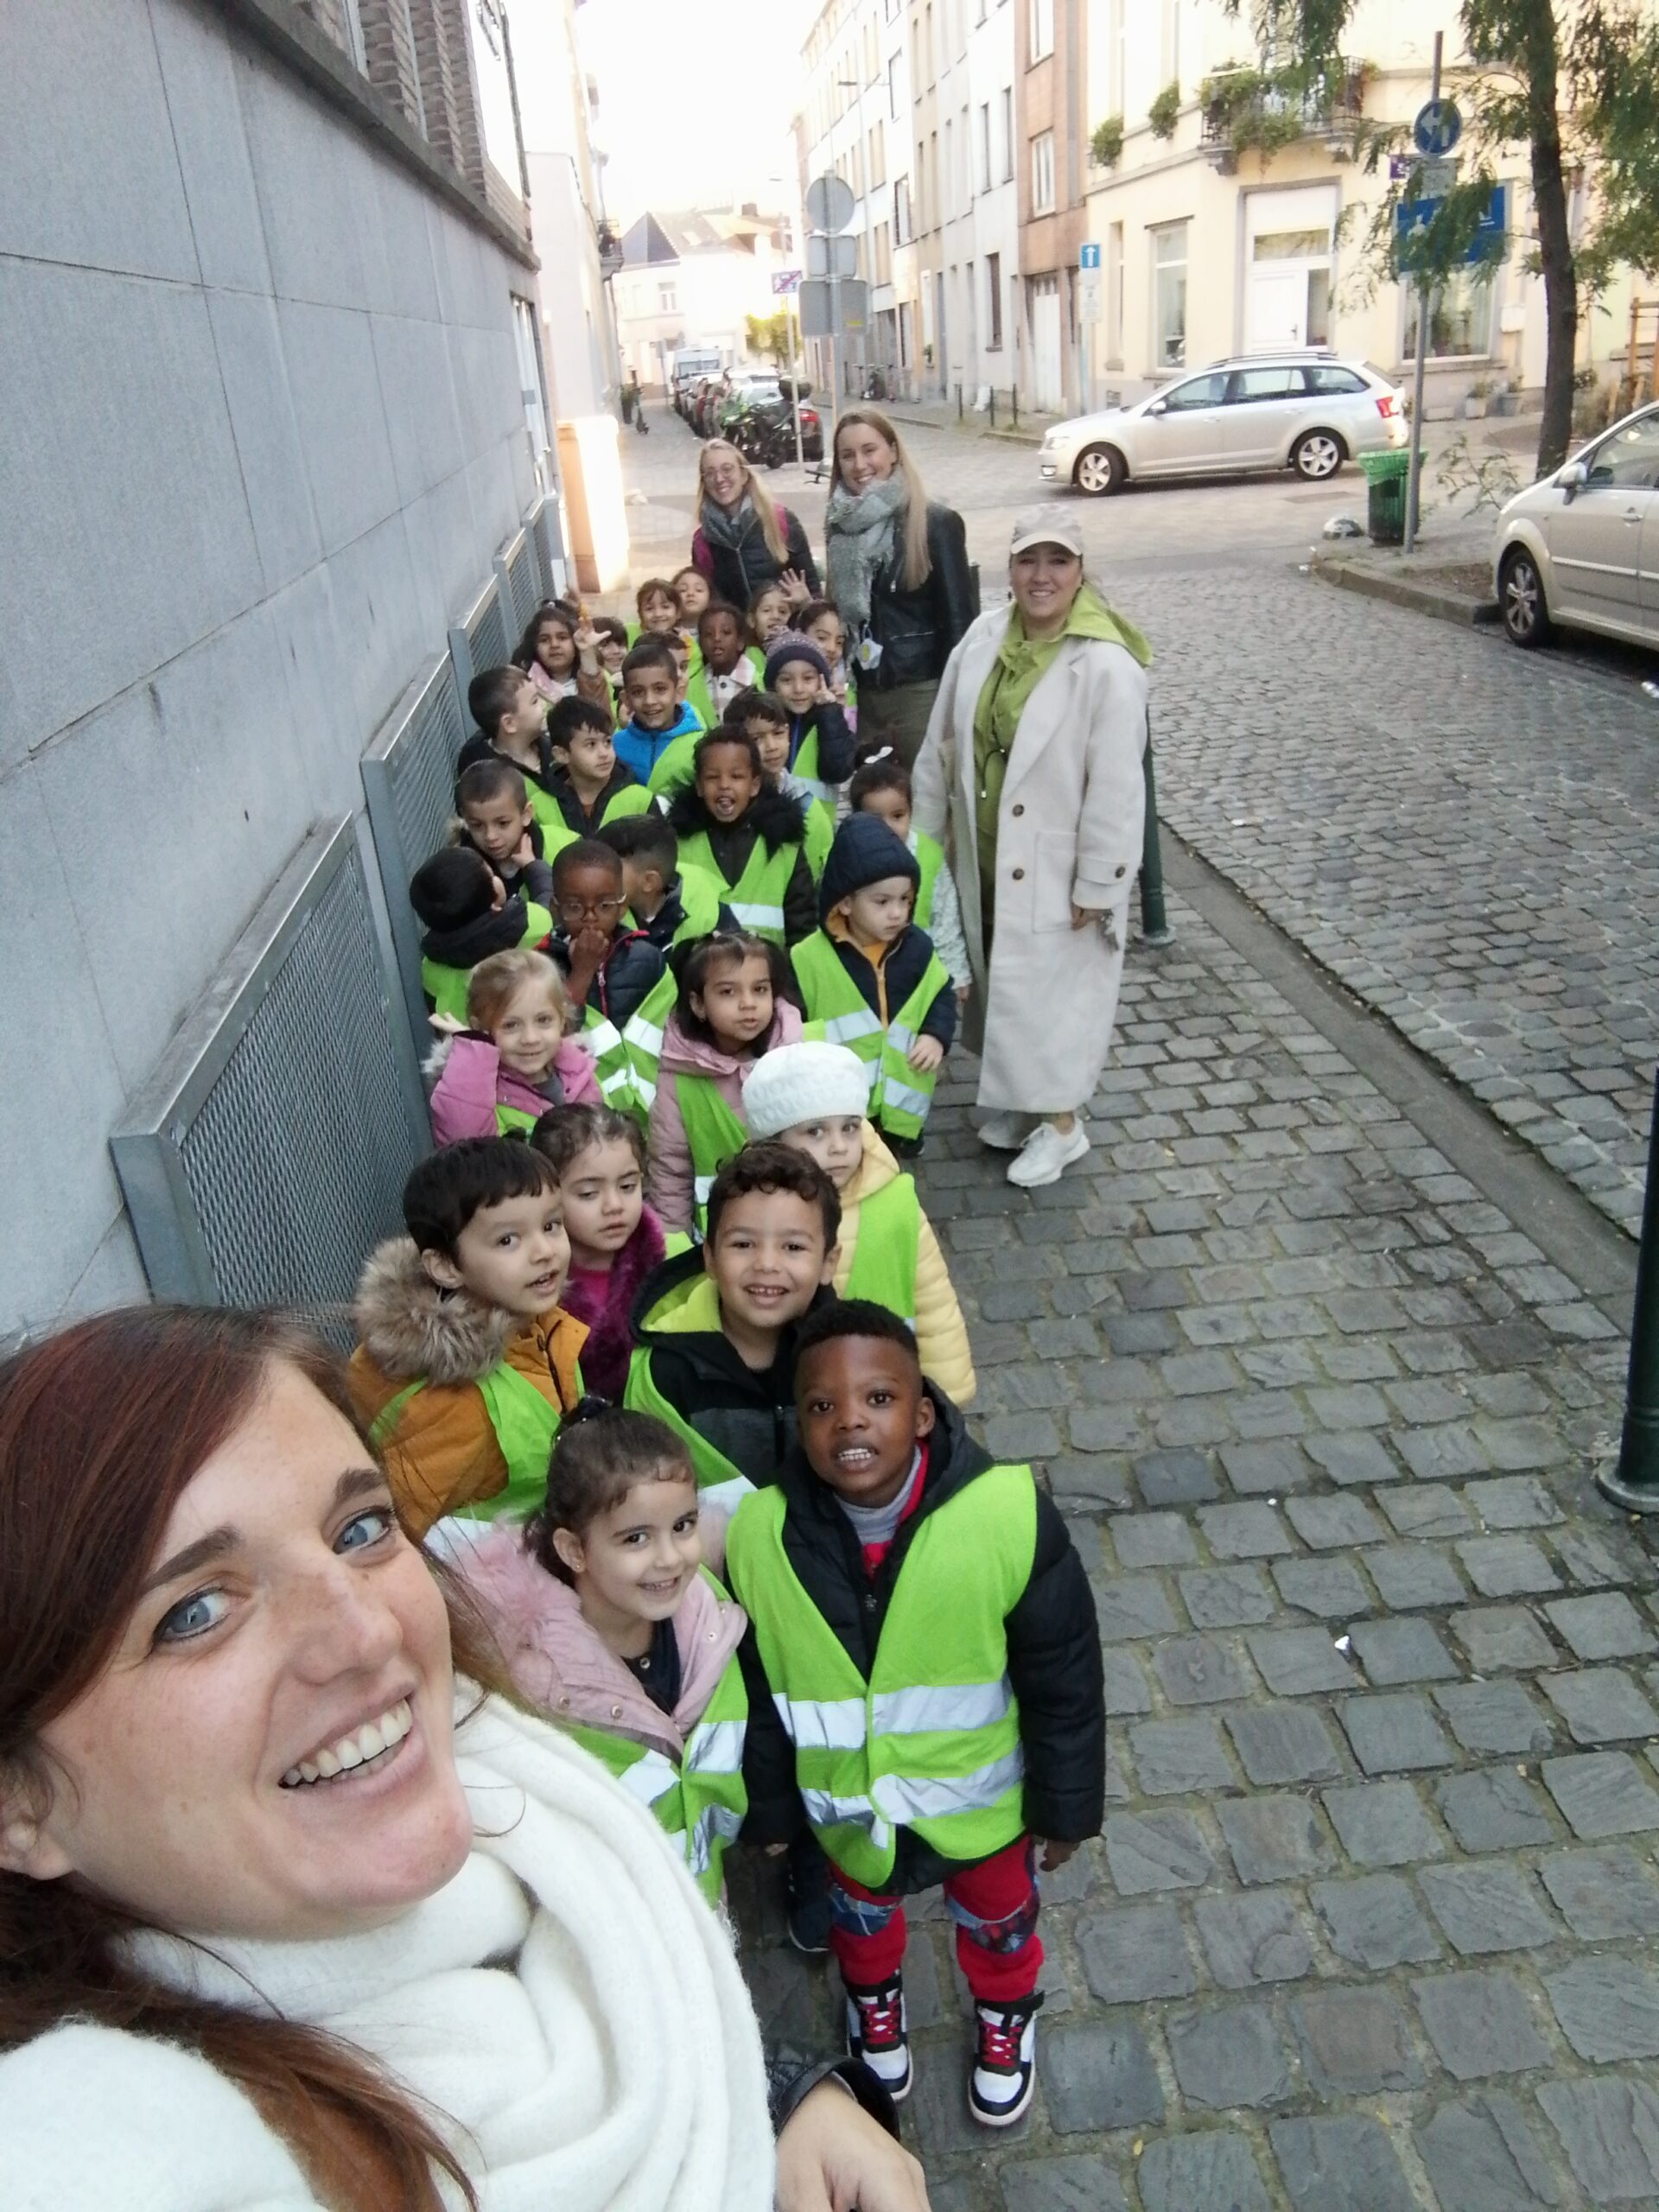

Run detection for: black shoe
[[785, 1832, 831, 1955]]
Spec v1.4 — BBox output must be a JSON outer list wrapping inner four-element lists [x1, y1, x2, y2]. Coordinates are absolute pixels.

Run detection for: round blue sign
[[1414, 99, 1462, 156]]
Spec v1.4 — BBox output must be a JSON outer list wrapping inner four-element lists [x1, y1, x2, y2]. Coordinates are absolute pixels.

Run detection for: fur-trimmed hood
[[352, 1235, 518, 1386], [667, 779, 808, 857]]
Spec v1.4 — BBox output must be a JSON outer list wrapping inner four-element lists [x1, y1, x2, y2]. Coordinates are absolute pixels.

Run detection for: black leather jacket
[[856, 500, 976, 690]]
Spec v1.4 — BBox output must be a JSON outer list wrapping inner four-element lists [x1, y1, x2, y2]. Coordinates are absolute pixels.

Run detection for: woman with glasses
[[690, 442, 819, 612]]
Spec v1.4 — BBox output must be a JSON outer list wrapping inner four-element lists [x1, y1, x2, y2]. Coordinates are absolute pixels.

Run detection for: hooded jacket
[[347, 1237, 588, 1540], [666, 784, 817, 947], [811, 816, 957, 1050], [833, 1125, 974, 1404], [613, 703, 702, 789], [545, 760, 650, 839], [427, 1032, 601, 1146], [691, 501, 820, 608], [420, 893, 550, 977], [645, 998, 804, 1231], [549, 925, 667, 1035], [730, 1385, 1104, 1887], [558, 1204, 667, 1401], [637, 868, 738, 952]]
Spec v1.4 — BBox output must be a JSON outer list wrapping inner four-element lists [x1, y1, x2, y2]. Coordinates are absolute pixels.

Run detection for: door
[[1135, 369, 1230, 474], [1547, 414, 1659, 626], [1641, 504, 1659, 634], [1224, 364, 1308, 466], [1029, 276, 1063, 410], [1247, 267, 1306, 353]]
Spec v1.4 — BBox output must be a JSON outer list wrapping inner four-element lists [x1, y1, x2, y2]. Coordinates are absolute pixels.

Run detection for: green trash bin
[[1358, 448, 1410, 546]]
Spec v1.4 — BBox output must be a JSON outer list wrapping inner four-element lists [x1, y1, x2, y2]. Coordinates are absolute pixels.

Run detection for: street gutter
[[1311, 549, 1500, 629]]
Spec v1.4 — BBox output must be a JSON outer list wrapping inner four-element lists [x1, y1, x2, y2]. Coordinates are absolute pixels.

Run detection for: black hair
[[621, 636, 677, 683], [696, 599, 744, 637], [669, 930, 793, 1046], [410, 844, 496, 930], [706, 1141, 841, 1249], [467, 664, 531, 739], [593, 613, 629, 647], [525, 1403, 696, 1585], [456, 758, 530, 811], [695, 726, 762, 779], [401, 1137, 562, 1259], [547, 696, 613, 748], [798, 598, 842, 634], [794, 1296, 920, 1373], [849, 756, 913, 810], [515, 601, 575, 671], [729, 688, 790, 731], [550, 837, 625, 896], [598, 811, 677, 875], [530, 1102, 647, 1178]]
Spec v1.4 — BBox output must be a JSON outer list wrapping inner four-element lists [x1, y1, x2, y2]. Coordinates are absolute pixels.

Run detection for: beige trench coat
[[912, 604, 1147, 1115]]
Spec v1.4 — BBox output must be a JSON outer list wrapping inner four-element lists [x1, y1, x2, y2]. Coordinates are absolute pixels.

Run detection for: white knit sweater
[[0, 1696, 773, 2212]]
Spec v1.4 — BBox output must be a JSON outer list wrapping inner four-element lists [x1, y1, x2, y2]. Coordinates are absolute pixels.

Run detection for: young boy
[[667, 728, 817, 946], [790, 816, 956, 1150], [411, 844, 552, 1021], [743, 1040, 974, 1404], [687, 601, 765, 729], [763, 633, 856, 804], [625, 1142, 840, 1517], [598, 811, 735, 950], [348, 1138, 587, 1539], [849, 755, 970, 1004], [727, 1300, 1103, 2126], [548, 838, 671, 1116], [613, 637, 703, 794], [729, 690, 833, 879], [545, 696, 653, 839], [455, 664, 563, 837], [454, 758, 555, 911]]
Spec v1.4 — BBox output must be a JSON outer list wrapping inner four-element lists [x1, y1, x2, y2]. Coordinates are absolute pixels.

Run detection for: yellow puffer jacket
[[836, 1125, 976, 1406]]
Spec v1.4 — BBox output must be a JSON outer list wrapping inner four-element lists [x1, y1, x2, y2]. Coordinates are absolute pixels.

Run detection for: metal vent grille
[[363, 656, 467, 1045], [505, 531, 541, 635], [468, 579, 510, 673], [531, 498, 566, 600]]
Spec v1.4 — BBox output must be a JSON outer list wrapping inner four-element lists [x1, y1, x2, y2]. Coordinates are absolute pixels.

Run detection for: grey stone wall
[[0, 0, 539, 1338]]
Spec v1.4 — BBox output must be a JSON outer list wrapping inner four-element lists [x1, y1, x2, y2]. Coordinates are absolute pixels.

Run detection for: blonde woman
[[690, 440, 819, 609], [823, 410, 976, 767]]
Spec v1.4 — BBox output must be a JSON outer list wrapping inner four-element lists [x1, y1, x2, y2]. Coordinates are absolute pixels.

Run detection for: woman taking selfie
[[0, 1307, 929, 2212]]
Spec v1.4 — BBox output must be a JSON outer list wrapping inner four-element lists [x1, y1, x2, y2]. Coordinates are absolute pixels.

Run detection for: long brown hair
[[695, 439, 789, 565], [829, 408, 933, 591], [0, 1307, 498, 2212]]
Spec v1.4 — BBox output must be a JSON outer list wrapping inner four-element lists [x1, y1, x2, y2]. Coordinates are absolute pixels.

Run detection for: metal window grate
[[362, 654, 467, 1046], [531, 494, 567, 601], [111, 820, 429, 1341], [448, 574, 508, 700], [501, 525, 542, 638]]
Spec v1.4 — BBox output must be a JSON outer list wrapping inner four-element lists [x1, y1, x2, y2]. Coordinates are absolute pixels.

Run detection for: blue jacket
[[613, 703, 701, 785]]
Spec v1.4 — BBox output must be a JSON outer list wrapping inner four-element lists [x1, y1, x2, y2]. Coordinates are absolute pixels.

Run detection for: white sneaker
[[1007, 1120, 1090, 1187], [977, 1111, 1032, 1150], [969, 1994, 1043, 2126], [844, 1975, 912, 2101]]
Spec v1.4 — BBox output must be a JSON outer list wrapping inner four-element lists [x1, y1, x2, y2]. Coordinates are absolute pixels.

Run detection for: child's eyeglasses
[[558, 893, 627, 920]]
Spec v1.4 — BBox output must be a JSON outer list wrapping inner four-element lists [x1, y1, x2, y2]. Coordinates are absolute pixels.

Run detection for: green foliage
[[744, 312, 792, 367], [1573, 7, 1659, 283], [1433, 430, 1524, 514], [1090, 113, 1125, 168], [1148, 81, 1182, 139]]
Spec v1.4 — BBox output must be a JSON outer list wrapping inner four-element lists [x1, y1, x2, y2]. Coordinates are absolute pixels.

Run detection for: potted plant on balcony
[[1148, 81, 1181, 140], [1090, 114, 1124, 169]]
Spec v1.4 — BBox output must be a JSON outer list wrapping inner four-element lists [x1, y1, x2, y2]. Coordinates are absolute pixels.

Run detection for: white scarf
[[30, 1695, 773, 2212]]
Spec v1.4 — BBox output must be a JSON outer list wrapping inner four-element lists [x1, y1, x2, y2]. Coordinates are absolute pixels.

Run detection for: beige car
[[1496, 402, 1659, 650]]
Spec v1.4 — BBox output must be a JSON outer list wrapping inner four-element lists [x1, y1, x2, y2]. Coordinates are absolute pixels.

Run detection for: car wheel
[[1499, 546, 1552, 648], [1073, 443, 1125, 495], [1293, 429, 1345, 480]]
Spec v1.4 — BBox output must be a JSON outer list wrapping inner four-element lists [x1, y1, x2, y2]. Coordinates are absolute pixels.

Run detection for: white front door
[[1247, 266, 1306, 353], [1030, 277, 1063, 410]]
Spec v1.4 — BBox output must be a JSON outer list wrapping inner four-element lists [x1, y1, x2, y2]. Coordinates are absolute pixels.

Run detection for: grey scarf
[[824, 477, 910, 629], [699, 493, 758, 553]]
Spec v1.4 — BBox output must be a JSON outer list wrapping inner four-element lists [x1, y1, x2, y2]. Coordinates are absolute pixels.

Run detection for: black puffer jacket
[[667, 784, 819, 946], [853, 502, 977, 692], [695, 502, 821, 608], [731, 1386, 1105, 1891]]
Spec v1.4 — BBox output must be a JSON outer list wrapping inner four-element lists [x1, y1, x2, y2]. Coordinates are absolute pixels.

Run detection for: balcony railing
[[1200, 58, 1370, 168]]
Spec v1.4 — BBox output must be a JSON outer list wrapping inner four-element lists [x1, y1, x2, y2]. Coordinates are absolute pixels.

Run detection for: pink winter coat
[[457, 1527, 748, 1757], [429, 1033, 600, 1145], [645, 1001, 804, 1230]]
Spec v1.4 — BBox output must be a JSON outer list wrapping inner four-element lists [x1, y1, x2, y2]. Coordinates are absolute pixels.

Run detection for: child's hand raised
[[779, 567, 811, 607], [906, 1035, 945, 1074], [574, 620, 601, 665]]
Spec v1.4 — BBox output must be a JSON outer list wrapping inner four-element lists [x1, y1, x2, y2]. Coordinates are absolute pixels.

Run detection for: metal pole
[[1139, 721, 1174, 947], [1596, 1071, 1659, 1511], [789, 302, 806, 470], [1402, 29, 1442, 556]]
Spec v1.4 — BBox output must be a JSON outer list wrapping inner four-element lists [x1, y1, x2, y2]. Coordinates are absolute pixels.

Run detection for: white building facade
[[612, 209, 796, 390]]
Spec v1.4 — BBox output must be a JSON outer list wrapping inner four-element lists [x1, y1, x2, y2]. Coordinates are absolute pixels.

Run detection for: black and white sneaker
[[969, 1993, 1043, 2126], [844, 1974, 912, 2101]]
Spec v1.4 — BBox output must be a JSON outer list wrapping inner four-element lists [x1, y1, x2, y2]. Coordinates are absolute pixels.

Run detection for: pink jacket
[[645, 1001, 804, 1230], [429, 1033, 600, 1145], [457, 1527, 748, 1757]]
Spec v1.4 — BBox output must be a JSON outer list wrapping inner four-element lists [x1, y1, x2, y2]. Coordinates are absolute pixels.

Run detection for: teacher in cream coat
[[912, 505, 1151, 1189]]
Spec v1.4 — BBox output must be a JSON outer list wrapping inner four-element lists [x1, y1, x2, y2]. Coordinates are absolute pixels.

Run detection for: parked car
[[1495, 401, 1659, 652], [735, 380, 823, 467], [1039, 353, 1407, 495], [715, 375, 782, 440]]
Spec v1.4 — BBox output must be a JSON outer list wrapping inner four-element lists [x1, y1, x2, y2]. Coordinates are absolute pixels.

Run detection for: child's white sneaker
[[1007, 1120, 1090, 1187], [844, 1974, 912, 2101], [969, 1993, 1043, 2126], [977, 1112, 1031, 1150]]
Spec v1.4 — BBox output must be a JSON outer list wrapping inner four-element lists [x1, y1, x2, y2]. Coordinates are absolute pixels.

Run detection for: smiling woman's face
[[10, 1363, 471, 1942], [701, 442, 747, 507]]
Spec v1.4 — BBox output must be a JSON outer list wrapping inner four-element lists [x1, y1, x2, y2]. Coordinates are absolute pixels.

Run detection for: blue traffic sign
[[1079, 242, 1101, 270], [1395, 182, 1507, 267], [1414, 98, 1462, 156]]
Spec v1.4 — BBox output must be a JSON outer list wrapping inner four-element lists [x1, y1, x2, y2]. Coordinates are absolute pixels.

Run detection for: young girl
[[634, 577, 682, 639], [458, 1405, 749, 1907], [531, 1104, 668, 1399], [429, 947, 601, 1141], [647, 931, 803, 1232], [673, 563, 711, 629], [747, 580, 792, 649], [518, 602, 580, 703], [801, 598, 857, 728]]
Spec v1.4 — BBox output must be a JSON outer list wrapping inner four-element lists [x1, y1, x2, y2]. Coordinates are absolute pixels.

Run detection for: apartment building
[[1015, 0, 1090, 410], [613, 207, 796, 389]]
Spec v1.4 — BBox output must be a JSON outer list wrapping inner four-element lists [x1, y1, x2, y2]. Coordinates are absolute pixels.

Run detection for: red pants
[[828, 1837, 1042, 2004]]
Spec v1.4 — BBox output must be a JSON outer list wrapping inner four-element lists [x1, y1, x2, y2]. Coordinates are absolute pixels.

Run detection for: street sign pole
[[789, 303, 805, 470], [1403, 30, 1443, 556]]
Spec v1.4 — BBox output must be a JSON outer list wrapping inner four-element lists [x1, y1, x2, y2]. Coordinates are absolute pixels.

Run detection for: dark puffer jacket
[[730, 1385, 1104, 1891], [854, 502, 977, 692], [692, 503, 821, 608]]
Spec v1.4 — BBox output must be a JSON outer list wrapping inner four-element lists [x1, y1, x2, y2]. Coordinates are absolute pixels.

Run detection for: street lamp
[[836, 68, 876, 391]]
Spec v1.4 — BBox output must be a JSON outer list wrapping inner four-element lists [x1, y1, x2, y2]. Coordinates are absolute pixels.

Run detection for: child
[[530, 1104, 669, 1400], [849, 754, 971, 1003], [800, 598, 856, 715], [763, 633, 856, 804], [599, 812, 734, 951], [456, 665, 562, 831], [728, 690, 833, 879], [687, 601, 765, 729], [594, 613, 630, 693], [429, 948, 600, 1142], [411, 844, 552, 1021], [747, 581, 792, 650], [626, 1141, 839, 1512], [549, 839, 671, 1115], [457, 1405, 748, 1906], [634, 575, 683, 641], [348, 1138, 587, 1540], [454, 758, 555, 909], [667, 728, 817, 948], [646, 933, 803, 1233], [614, 637, 703, 794], [673, 563, 712, 634], [791, 816, 956, 1151], [727, 1301, 1104, 2126], [744, 1040, 974, 1403], [517, 601, 580, 703], [545, 696, 652, 839]]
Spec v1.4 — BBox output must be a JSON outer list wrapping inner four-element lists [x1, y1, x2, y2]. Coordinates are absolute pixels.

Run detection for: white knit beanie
[[743, 1041, 874, 1136]]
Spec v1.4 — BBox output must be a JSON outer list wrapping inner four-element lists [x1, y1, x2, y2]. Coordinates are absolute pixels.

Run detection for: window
[[1402, 268, 1494, 360], [1306, 365, 1367, 395], [657, 283, 677, 312], [944, 120, 953, 215], [875, 220, 893, 283], [979, 101, 992, 191], [870, 120, 886, 187], [1226, 366, 1301, 402], [894, 175, 912, 244], [1028, 0, 1053, 61], [1586, 416, 1659, 488], [1031, 129, 1055, 213], [1107, 220, 1124, 362], [987, 251, 1003, 347], [1001, 87, 1014, 179], [889, 58, 900, 118], [1161, 370, 1227, 410], [1152, 221, 1189, 367], [512, 296, 550, 483]]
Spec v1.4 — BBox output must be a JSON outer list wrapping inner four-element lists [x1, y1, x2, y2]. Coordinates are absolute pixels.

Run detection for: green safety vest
[[369, 1359, 573, 1523], [676, 1071, 751, 1234], [789, 727, 836, 809], [645, 731, 703, 798], [686, 651, 764, 732], [619, 967, 681, 1122], [800, 793, 834, 881], [422, 903, 554, 1023], [788, 933, 950, 1141], [630, 862, 725, 948], [581, 1001, 637, 1116], [565, 1575, 748, 1904], [678, 828, 798, 944], [726, 1465, 1035, 1888], [623, 1274, 760, 1517], [844, 1171, 919, 1330], [912, 832, 944, 935]]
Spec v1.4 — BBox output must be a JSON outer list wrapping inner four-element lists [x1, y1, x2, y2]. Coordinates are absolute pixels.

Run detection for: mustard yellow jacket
[[836, 1124, 976, 1405]]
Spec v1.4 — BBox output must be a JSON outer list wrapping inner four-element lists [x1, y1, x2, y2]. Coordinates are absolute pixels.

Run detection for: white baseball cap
[[1009, 503, 1085, 559]]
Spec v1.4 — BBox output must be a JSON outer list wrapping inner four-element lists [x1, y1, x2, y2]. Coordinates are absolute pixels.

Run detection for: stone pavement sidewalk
[[734, 891, 1656, 2212]]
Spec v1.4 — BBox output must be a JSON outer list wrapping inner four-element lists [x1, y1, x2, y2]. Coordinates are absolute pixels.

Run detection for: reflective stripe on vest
[[727, 1464, 1036, 1888], [789, 935, 885, 1066], [582, 1007, 638, 1111], [620, 969, 680, 1126], [421, 904, 554, 1023], [873, 950, 951, 1141], [675, 1073, 751, 1235], [844, 1172, 920, 1329], [495, 1102, 539, 1136], [791, 728, 836, 809], [678, 827, 797, 947]]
